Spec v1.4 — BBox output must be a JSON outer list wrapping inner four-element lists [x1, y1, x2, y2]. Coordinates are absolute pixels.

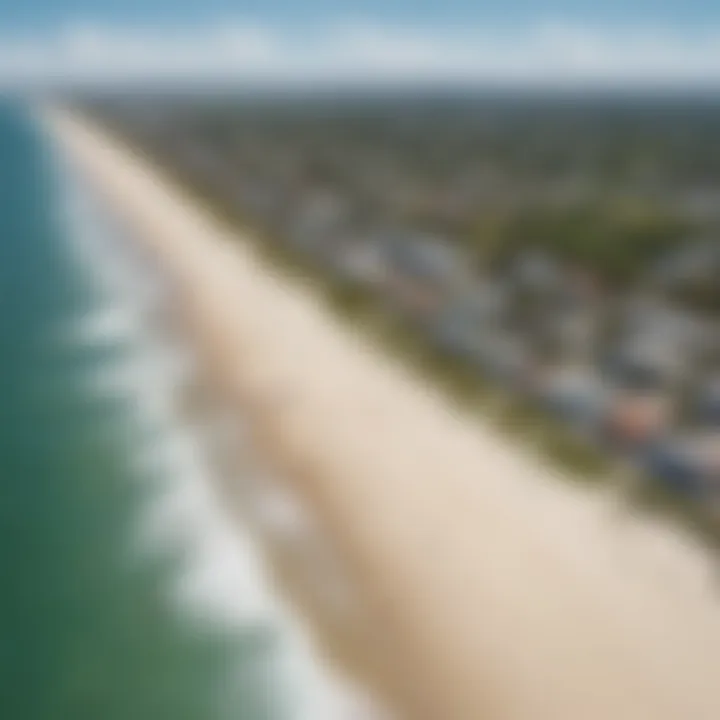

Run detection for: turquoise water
[[0, 103, 294, 720]]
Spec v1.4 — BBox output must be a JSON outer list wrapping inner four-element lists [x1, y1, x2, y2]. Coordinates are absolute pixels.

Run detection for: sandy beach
[[45, 106, 720, 720]]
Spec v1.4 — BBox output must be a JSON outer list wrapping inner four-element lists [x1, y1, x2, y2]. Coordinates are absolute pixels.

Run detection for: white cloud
[[2, 20, 720, 88]]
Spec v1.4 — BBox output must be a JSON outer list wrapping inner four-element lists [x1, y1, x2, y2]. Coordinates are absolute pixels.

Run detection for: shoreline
[[58, 151, 396, 718], [44, 105, 720, 719]]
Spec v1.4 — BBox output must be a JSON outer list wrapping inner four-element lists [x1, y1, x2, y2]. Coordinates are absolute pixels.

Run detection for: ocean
[[0, 102, 368, 720]]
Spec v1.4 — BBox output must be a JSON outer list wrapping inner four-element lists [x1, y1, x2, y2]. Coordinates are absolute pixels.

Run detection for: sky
[[1, 0, 720, 87], [3, 0, 720, 31]]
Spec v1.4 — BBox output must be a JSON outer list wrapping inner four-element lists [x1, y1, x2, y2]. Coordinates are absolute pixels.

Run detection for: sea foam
[[55, 154, 389, 720]]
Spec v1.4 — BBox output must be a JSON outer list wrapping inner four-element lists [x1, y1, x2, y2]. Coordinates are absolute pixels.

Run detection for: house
[[605, 331, 689, 392], [473, 332, 532, 388], [382, 232, 468, 318], [531, 305, 600, 363], [641, 436, 705, 497], [647, 241, 720, 314], [642, 431, 720, 498], [649, 239, 720, 286], [432, 280, 510, 344], [509, 251, 563, 293], [330, 237, 388, 286], [534, 363, 613, 430], [429, 306, 480, 361], [604, 392, 674, 452], [696, 378, 720, 425], [683, 433, 720, 483], [389, 232, 466, 282], [287, 189, 347, 255], [463, 280, 511, 323]]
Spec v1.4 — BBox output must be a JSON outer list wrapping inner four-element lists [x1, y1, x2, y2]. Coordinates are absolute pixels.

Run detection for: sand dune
[[45, 107, 720, 720]]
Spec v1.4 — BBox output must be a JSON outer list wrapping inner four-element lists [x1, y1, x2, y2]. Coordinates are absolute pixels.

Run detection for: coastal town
[[88, 94, 720, 525], [48, 98, 720, 720]]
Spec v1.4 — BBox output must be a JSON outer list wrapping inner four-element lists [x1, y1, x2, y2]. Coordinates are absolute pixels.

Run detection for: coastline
[[43, 105, 720, 719], [58, 165, 389, 719]]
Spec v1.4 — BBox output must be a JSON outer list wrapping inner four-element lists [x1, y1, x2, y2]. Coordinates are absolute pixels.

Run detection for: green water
[[0, 104, 284, 720]]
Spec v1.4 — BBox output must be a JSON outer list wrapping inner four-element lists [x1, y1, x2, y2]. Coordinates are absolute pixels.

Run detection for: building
[[534, 363, 613, 430], [382, 232, 468, 319]]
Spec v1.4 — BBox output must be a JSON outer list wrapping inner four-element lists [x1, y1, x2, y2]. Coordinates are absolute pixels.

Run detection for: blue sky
[[1, 0, 719, 87], [3, 0, 719, 32]]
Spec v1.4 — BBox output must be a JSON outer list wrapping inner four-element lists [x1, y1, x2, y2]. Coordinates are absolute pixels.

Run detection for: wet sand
[[45, 107, 720, 720]]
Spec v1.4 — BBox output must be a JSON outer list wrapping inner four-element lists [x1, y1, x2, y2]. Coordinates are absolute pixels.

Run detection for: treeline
[[467, 200, 694, 285]]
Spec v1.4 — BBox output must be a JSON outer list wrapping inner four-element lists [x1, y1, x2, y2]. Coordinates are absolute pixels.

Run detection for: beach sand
[[45, 107, 720, 720]]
